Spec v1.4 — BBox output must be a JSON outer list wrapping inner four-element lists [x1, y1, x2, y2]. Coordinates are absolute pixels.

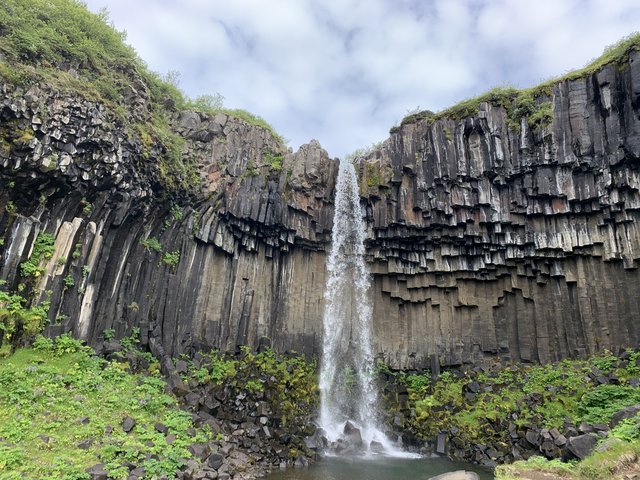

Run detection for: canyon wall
[[1, 50, 640, 368]]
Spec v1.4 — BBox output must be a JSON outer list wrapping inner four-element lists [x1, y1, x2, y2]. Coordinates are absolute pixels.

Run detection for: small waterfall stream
[[318, 159, 407, 455]]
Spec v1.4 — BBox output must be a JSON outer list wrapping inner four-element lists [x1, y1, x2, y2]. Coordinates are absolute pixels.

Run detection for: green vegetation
[[0, 0, 285, 194], [0, 289, 49, 351], [220, 109, 285, 146], [384, 349, 640, 477], [0, 232, 57, 350], [181, 346, 318, 427], [398, 32, 640, 132], [161, 251, 180, 269], [139, 236, 162, 254], [19, 232, 55, 278], [0, 334, 212, 479], [497, 434, 640, 480], [63, 274, 74, 289], [262, 149, 284, 171]]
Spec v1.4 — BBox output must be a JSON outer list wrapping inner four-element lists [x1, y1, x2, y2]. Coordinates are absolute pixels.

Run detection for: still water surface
[[265, 455, 494, 480]]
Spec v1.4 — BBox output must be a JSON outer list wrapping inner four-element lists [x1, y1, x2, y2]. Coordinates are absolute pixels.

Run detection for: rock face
[[358, 51, 640, 367], [0, 79, 337, 358], [1, 50, 640, 368]]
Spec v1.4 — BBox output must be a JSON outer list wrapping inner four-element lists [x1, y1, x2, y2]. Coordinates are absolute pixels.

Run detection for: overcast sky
[[84, 0, 640, 158]]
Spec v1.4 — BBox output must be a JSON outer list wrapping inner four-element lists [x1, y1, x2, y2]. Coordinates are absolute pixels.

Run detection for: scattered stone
[[206, 453, 224, 470], [77, 439, 92, 450], [85, 463, 109, 480], [154, 422, 169, 434], [122, 416, 136, 433]]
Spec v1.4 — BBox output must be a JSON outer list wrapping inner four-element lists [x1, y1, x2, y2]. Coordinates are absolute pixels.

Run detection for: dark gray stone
[[85, 463, 108, 480], [610, 405, 640, 428], [567, 433, 598, 459], [207, 453, 224, 470], [122, 416, 136, 433]]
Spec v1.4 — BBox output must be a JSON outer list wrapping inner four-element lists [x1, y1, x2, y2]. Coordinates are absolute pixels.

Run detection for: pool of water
[[265, 455, 495, 480]]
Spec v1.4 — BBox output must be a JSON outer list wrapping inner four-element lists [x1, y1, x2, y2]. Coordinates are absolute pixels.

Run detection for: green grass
[[398, 32, 640, 130], [0, 335, 211, 479]]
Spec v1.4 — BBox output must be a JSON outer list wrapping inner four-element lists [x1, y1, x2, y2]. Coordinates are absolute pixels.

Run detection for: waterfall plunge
[[318, 159, 404, 455]]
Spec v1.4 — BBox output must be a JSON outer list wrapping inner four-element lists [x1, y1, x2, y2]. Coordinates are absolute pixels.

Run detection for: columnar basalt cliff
[[359, 50, 640, 368], [1, 39, 640, 369], [0, 79, 337, 359]]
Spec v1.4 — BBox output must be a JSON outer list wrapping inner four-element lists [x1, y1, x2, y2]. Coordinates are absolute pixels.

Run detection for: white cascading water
[[319, 159, 410, 456]]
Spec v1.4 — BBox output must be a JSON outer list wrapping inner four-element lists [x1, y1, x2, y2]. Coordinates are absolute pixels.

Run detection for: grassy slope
[[0, 335, 211, 480], [0, 0, 284, 194], [397, 32, 640, 130]]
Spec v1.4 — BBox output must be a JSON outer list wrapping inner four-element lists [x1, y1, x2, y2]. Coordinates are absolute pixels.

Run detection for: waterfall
[[318, 158, 384, 451]]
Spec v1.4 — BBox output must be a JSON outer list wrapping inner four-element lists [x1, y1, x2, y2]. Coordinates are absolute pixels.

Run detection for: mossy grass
[[496, 439, 640, 480], [0, 333, 212, 479], [398, 32, 640, 130]]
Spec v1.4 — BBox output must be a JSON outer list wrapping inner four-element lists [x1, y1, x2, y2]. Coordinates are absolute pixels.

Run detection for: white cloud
[[84, 0, 640, 157]]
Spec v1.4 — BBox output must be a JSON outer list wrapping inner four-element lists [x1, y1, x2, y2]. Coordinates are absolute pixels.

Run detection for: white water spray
[[319, 159, 410, 456]]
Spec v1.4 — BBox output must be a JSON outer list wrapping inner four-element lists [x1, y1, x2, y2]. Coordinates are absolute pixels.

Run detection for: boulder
[[610, 405, 640, 428], [85, 463, 109, 480], [567, 433, 598, 459], [122, 416, 136, 433], [428, 471, 480, 480], [343, 421, 363, 448]]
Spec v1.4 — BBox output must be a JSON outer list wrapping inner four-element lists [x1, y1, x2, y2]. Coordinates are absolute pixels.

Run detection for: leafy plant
[[263, 149, 284, 171], [19, 232, 55, 278], [161, 251, 180, 269], [63, 274, 74, 289], [140, 236, 162, 253]]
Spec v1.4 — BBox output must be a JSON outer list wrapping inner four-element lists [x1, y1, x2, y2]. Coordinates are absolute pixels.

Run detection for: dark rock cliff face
[[1, 51, 640, 369], [360, 51, 640, 368], [0, 80, 337, 359]]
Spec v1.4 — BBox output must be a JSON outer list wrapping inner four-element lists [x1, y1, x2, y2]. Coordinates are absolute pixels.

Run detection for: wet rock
[[122, 416, 136, 433], [428, 471, 480, 480], [343, 421, 363, 448], [370, 440, 385, 453], [436, 433, 446, 454], [304, 428, 327, 451]]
